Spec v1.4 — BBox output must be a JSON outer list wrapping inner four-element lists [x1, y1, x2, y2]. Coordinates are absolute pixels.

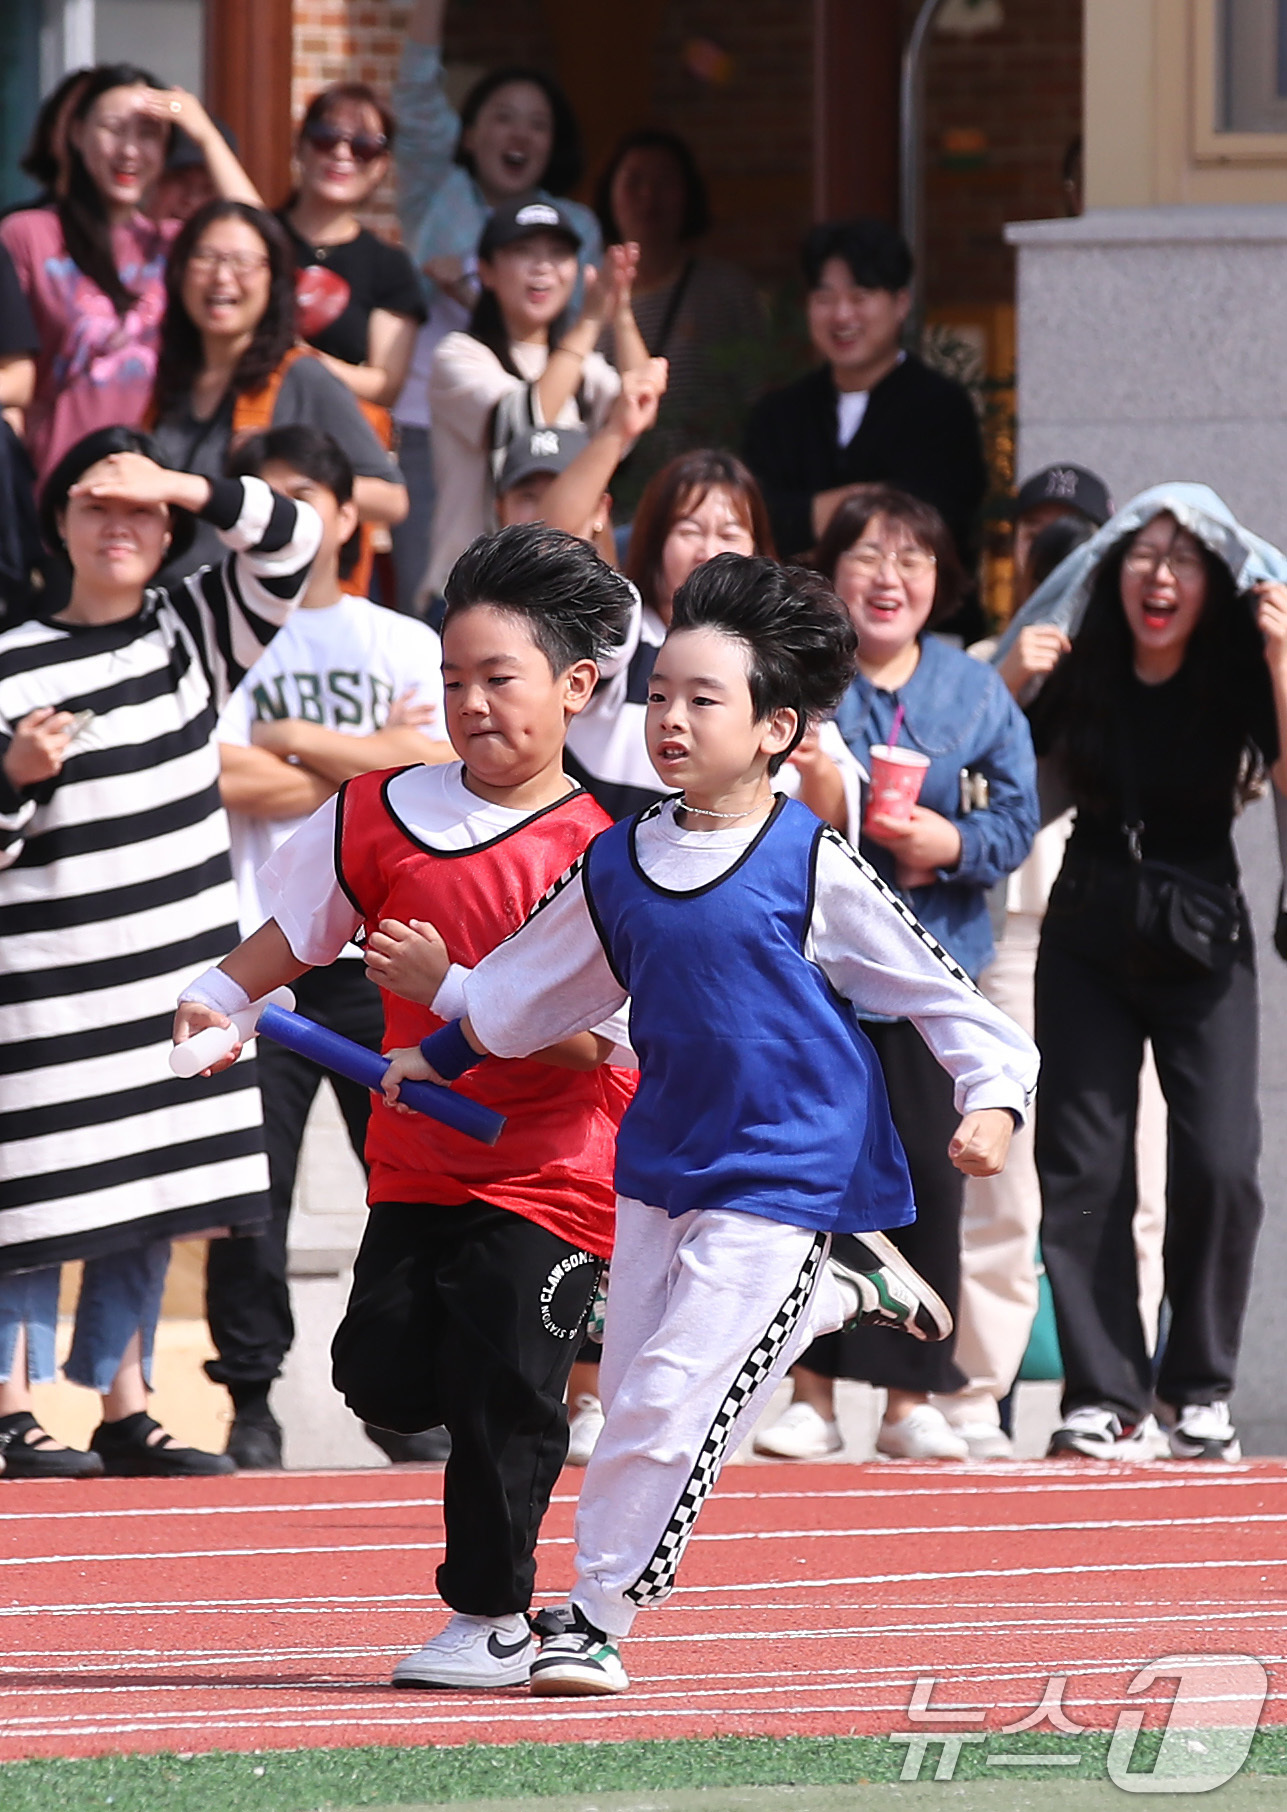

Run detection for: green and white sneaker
[[830, 1231, 953, 1343], [529, 1604, 628, 1697]]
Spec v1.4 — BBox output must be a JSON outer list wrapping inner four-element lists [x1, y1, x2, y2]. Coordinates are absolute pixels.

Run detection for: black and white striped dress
[[0, 477, 320, 1274]]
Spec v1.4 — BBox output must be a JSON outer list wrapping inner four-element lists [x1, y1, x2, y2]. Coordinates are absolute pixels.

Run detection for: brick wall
[[289, 0, 1081, 301], [290, 0, 812, 278], [291, 0, 412, 231], [922, 0, 1083, 307]]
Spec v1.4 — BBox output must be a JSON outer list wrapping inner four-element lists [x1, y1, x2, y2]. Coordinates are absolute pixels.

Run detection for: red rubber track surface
[[2, 1460, 1285, 1760]]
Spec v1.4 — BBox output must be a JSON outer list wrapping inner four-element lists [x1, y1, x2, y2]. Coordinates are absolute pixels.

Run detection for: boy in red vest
[[173, 524, 635, 1690]]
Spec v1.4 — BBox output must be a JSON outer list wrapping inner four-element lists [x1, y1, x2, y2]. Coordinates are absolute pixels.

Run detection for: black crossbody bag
[[1117, 719, 1242, 980]]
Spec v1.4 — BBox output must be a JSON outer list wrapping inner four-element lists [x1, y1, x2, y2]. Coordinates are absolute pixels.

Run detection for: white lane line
[[0, 1498, 445, 1527], [667, 1556, 1287, 1591], [10, 1605, 1287, 1674], [0, 1468, 1277, 1527], [0, 1542, 448, 1569], [11, 1508, 1285, 1570], [7, 1652, 1284, 1708], [7, 1682, 1281, 1745], [10, 1604, 1285, 1671], [8, 1586, 1284, 1622], [1, 1672, 1250, 1731], [689, 1511, 1287, 1542]]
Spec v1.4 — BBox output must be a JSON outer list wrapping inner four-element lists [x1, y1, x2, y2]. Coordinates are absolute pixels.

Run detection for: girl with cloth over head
[[995, 483, 1287, 1463]]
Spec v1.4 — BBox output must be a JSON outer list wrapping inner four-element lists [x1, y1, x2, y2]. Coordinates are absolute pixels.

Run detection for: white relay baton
[[169, 986, 297, 1079]]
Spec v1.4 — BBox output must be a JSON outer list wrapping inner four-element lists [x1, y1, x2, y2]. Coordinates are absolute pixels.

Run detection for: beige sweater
[[425, 332, 620, 598]]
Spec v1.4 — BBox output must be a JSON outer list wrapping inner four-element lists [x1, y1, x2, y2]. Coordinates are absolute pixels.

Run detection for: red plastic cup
[[864, 743, 930, 829]]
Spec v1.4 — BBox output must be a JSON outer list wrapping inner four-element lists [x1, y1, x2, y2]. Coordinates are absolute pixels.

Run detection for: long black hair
[[467, 251, 576, 380], [151, 201, 298, 421], [21, 68, 92, 190], [58, 64, 169, 317], [1028, 525, 1271, 815], [455, 68, 583, 197]]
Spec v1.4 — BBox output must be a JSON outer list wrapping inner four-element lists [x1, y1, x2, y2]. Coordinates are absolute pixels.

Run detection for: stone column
[[1006, 206, 1287, 548]]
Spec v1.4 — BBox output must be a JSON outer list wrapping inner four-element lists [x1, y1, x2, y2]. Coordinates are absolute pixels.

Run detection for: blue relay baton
[[257, 1003, 506, 1147]]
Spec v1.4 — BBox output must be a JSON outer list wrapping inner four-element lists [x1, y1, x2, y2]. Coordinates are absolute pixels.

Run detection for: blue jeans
[[0, 1241, 170, 1393]]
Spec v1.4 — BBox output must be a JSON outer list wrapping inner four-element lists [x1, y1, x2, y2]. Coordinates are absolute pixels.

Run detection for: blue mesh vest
[[583, 796, 916, 1233]]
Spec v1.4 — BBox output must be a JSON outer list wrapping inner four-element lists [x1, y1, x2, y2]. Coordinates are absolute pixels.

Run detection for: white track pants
[[570, 1198, 846, 1639]]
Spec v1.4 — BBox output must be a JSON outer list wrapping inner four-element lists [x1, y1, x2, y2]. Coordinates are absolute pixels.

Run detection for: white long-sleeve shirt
[[451, 800, 1039, 1123]]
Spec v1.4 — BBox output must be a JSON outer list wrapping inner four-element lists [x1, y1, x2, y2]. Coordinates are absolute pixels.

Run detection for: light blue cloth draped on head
[[993, 479, 1287, 901]]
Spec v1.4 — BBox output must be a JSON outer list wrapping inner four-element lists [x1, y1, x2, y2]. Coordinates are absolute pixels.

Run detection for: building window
[[0, 0, 207, 212], [1220, 0, 1287, 132]]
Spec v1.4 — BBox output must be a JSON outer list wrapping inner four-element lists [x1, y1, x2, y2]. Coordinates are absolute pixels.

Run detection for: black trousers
[[204, 962, 385, 1388], [1035, 858, 1264, 1422], [799, 1018, 967, 1395], [332, 1197, 600, 1615]]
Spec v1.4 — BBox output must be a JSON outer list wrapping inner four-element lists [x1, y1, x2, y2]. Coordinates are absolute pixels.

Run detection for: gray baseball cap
[[496, 424, 590, 494]]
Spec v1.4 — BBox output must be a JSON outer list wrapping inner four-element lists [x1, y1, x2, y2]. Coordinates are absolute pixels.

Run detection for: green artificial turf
[[3, 1730, 1286, 1812]]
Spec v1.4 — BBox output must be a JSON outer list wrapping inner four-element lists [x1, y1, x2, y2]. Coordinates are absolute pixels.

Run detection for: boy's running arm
[[379, 855, 628, 1098], [810, 829, 1038, 1124], [458, 858, 627, 1053]]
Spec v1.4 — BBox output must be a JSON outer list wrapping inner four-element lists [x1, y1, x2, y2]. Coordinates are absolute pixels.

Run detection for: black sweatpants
[[332, 1197, 601, 1615], [205, 962, 384, 1388], [1035, 857, 1264, 1422], [799, 1017, 968, 1395]]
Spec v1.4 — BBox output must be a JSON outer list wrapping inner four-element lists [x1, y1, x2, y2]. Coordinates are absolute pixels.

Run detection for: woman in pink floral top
[[0, 63, 260, 488]]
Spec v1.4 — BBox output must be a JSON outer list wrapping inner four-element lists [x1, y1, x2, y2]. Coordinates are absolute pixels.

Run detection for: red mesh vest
[[337, 768, 630, 1258]]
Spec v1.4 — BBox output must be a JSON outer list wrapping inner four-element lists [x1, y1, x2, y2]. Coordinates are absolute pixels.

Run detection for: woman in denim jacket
[[753, 486, 1038, 1464]]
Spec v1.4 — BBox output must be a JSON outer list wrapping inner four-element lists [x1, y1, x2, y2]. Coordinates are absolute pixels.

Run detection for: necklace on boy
[[677, 797, 762, 821]]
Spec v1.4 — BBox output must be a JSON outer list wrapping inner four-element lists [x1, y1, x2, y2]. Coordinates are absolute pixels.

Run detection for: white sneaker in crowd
[[565, 1393, 606, 1466], [1167, 1402, 1241, 1462], [876, 1403, 970, 1461], [1048, 1405, 1168, 1460], [752, 1400, 844, 1459], [392, 1611, 534, 1689], [949, 1420, 1014, 1461]]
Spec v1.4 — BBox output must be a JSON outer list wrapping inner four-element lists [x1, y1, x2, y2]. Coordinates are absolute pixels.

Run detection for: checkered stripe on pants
[[624, 1231, 828, 1605]]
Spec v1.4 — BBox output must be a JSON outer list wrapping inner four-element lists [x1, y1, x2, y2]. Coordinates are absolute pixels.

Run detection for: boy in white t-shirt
[[210, 426, 451, 1468]]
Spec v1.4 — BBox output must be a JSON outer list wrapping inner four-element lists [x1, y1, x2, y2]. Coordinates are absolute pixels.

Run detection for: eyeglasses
[[188, 249, 271, 277], [1123, 543, 1206, 582], [839, 543, 937, 580], [302, 120, 389, 164]]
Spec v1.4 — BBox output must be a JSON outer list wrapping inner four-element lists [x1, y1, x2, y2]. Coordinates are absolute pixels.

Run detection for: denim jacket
[[394, 42, 603, 304], [835, 633, 1038, 978]]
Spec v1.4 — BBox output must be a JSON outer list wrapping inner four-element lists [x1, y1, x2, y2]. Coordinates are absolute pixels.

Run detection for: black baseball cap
[[478, 198, 582, 261], [165, 118, 238, 172], [1015, 464, 1113, 527], [496, 424, 589, 494]]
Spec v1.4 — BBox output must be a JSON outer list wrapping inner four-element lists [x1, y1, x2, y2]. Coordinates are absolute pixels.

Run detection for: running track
[[1, 1460, 1284, 1760]]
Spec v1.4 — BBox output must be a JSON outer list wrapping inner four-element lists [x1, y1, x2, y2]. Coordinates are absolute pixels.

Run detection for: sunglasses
[[302, 120, 388, 164]]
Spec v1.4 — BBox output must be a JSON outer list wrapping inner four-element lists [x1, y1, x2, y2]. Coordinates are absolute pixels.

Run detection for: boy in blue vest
[[380, 554, 1039, 1696]]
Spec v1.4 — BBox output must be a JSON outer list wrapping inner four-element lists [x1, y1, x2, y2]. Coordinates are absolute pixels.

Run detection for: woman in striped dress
[[0, 426, 320, 1479]]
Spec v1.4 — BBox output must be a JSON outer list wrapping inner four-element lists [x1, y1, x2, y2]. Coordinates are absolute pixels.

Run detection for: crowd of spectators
[[1, 0, 1285, 1483]]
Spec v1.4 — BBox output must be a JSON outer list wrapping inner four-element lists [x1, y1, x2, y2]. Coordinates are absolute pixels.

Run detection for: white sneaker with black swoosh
[[392, 1612, 534, 1688]]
